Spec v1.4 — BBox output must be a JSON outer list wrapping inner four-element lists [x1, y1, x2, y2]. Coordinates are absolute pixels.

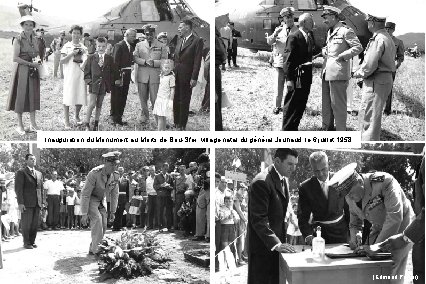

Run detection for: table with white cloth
[[279, 244, 393, 284]]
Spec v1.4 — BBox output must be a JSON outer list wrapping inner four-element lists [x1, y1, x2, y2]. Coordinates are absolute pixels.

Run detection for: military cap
[[220, 176, 226, 182], [157, 32, 167, 40], [36, 28, 45, 32], [385, 22, 396, 29], [366, 14, 386, 22], [142, 24, 156, 36], [321, 5, 341, 18], [280, 7, 295, 17], [102, 151, 121, 163], [19, 15, 36, 26], [226, 178, 233, 184], [83, 32, 90, 37], [328, 163, 359, 193]]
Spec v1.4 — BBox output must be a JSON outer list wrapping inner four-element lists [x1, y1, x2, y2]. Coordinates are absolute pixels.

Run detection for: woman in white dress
[[60, 25, 87, 129]]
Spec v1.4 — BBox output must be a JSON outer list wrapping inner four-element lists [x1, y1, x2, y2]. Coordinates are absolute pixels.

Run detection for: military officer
[[321, 6, 362, 131], [331, 163, 414, 284], [353, 14, 396, 141], [133, 24, 168, 124], [383, 22, 405, 115], [81, 151, 120, 255], [267, 7, 298, 115], [228, 22, 241, 68]]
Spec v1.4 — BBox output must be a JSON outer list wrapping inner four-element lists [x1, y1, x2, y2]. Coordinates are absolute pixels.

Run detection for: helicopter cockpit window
[[298, 0, 317, 10], [140, 0, 173, 22], [263, 19, 272, 30]]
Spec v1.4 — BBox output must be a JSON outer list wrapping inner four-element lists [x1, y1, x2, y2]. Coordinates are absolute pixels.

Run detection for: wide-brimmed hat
[[19, 15, 36, 26]]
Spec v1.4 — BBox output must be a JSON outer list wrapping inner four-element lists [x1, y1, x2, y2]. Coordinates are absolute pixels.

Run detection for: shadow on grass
[[53, 256, 95, 275], [394, 89, 425, 118], [380, 128, 404, 141], [3, 247, 26, 254]]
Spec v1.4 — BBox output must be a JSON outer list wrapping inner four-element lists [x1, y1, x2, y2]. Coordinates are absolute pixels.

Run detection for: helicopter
[[19, 0, 209, 49], [215, 0, 371, 53]]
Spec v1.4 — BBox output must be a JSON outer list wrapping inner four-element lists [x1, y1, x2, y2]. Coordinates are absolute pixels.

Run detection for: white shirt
[[124, 39, 131, 52], [317, 174, 330, 199], [185, 174, 194, 190], [146, 175, 156, 195], [44, 179, 64, 195], [273, 165, 288, 195]]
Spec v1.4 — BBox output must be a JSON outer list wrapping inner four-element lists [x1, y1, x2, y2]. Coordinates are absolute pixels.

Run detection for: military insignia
[[370, 175, 385, 182], [366, 195, 384, 210]]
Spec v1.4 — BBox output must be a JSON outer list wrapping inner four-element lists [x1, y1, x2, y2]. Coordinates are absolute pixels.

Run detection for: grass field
[[221, 48, 425, 141], [0, 38, 209, 141]]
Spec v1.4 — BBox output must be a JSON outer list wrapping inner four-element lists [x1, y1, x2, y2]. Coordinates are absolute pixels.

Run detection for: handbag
[[38, 63, 49, 80]]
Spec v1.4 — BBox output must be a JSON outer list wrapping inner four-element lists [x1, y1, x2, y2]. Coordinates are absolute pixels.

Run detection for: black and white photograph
[[214, 145, 424, 284], [0, 144, 210, 283], [215, 0, 425, 141], [0, 0, 211, 140]]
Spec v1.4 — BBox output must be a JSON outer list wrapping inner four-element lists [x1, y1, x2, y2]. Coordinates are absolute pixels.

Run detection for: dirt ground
[[221, 48, 425, 141], [0, 228, 209, 283]]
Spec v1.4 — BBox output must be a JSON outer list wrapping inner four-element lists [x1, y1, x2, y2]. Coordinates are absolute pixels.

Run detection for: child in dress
[[74, 190, 82, 229], [66, 187, 75, 229], [152, 59, 175, 131], [218, 195, 240, 251], [129, 189, 143, 228]]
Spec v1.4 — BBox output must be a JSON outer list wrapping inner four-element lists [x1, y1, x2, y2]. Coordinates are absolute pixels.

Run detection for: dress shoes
[[24, 244, 34, 249], [32, 244, 38, 248]]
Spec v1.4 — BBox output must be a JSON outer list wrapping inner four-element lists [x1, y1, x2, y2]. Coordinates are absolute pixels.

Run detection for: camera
[[73, 48, 84, 64]]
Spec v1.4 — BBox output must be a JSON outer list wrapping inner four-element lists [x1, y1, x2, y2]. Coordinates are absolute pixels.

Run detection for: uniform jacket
[[248, 165, 289, 254], [15, 167, 44, 208], [297, 173, 348, 238], [84, 53, 116, 95], [231, 29, 241, 48], [355, 29, 396, 79], [113, 40, 134, 85], [133, 39, 168, 84], [81, 165, 119, 215], [267, 24, 298, 68], [391, 35, 405, 64], [347, 172, 415, 244], [322, 22, 362, 81], [153, 172, 174, 197], [174, 34, 204, 82], [282, 29, 314, 85]]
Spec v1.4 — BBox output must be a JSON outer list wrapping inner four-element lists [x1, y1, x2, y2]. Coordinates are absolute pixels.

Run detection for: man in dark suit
[[84, 37, 117, 131], [112, 166, 129, 231], [110, 29, 136, 125], [173, 20, 204, 130], [282, 13, 315, 130], [153, 163, 174, 231], [15, 153, 45, 249], [298, 151, 349, 245], [36, 28, 46, 62], [228, 22, 241, 67], [248, 148, 298, 284]]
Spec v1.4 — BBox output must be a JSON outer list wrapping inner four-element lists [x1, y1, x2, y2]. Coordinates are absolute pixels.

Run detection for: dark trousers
[[173, 193, 185, 229], [413, 241, 425, 284], [113, 196, 128, 229], [227, 45, 237, 66], [173, 75, 192, 129], [21, 206, 40, 246], [282, 84, 311, 130], [147, 195, 158, 227], [248, 251, 279, 284], [215, 65, 223, 130], [157, 195, 172, 229], [110, 83, 130, 122], [47, 195, 60, 228], [139, 199, 147, 227], [384, 72, 396, 114], [67, 205, 74, 229]]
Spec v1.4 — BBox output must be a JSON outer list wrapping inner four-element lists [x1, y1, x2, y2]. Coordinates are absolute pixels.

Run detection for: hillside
[[397, 33, 425, 50]]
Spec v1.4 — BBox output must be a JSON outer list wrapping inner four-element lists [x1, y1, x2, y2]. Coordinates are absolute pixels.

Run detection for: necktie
[[286, 27, 291, 35], [321, 181, 328, 199], [180, 38, 186, 51], [98, 55, 104, 67], [281, 178, 287, 197], [32, 169, 35, 178]]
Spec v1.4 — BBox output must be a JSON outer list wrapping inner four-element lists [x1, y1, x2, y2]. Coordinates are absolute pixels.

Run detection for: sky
[[1, 0, 212, 24]]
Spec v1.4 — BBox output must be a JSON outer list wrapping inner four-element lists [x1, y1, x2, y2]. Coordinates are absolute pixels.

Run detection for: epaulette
[[370, 174, 385, 182]]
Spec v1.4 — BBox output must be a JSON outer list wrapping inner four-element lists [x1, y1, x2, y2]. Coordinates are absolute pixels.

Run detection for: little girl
[[152, 59, 175, 131], [74, 190, 82, 229], [129, 189, 143, 228], [66, 187, 75, 229]]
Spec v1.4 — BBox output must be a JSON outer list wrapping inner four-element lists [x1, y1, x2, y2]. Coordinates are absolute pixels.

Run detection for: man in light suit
[[173, 20, 204, 130], [343, 169, 414, 284], [81, 151, 120, 255], [281, 13, 315, 130], [134, 25, 168, 124], [248, 148, 298, 284], [15, 153, 45, 249], [321, 6, 362, 131], [266, 7, 298, 115], [298, 151, 349, 245], [110, 29, 136, 126]]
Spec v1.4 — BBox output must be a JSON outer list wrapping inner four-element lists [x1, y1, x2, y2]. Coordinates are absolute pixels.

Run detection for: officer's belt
[[118, 192, 127, 195], [314, 214, 344, 225]]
